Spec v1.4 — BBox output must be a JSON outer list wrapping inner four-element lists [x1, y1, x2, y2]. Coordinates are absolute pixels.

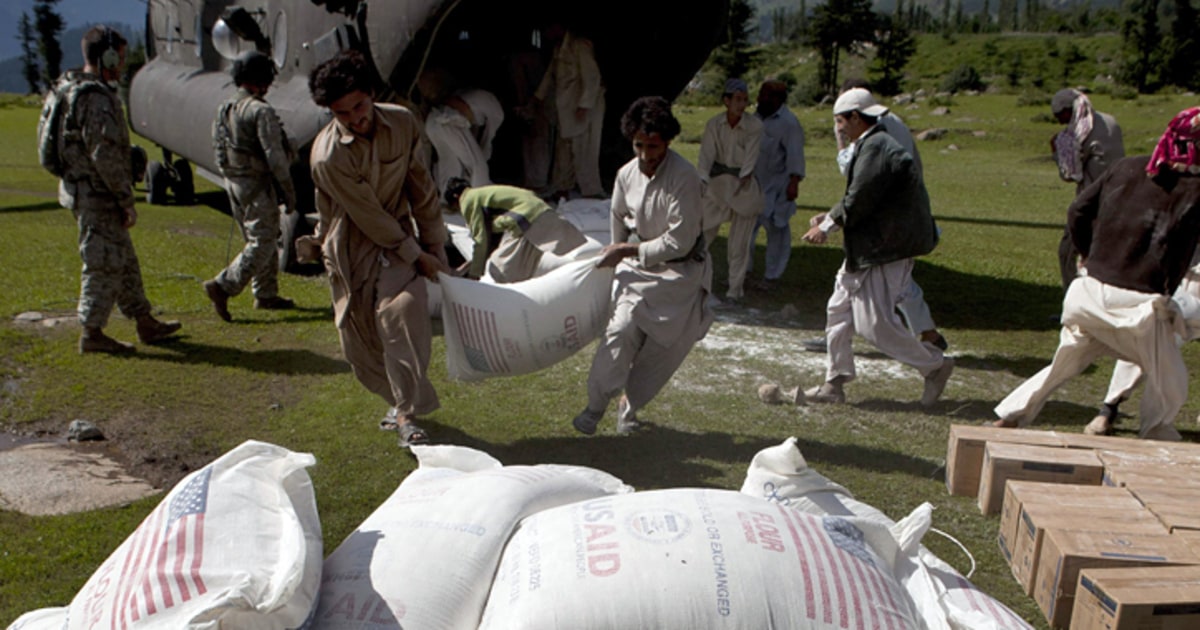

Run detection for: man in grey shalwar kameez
[[573, 97, 713, 435]]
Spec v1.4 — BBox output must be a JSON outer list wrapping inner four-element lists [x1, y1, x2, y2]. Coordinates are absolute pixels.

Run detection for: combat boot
[[79, 328, 135, 355], [136, 315, 182, 344], [254, 296, 296, 310], [204, 280, 232, 322]]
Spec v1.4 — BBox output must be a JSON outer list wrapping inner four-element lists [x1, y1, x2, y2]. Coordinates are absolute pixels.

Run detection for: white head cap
[[833, 88, 888, 117]]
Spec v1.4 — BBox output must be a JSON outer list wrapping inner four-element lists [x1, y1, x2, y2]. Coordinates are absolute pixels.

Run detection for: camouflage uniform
[[212, 87, 297, 300], [55, 70, 153, 329]]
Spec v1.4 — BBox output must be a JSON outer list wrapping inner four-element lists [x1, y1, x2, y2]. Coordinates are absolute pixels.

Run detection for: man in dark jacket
[[995, 108, 1200, 441], [798, 89, 952, 406]]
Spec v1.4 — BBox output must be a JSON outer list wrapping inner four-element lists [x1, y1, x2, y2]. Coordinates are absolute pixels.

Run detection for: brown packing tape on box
[[945, 424, 1066, 497], [1008, 505, 1162, 596], [1071, 565, 1200, 630], [978, 442, 1104, 516], [998, 481, 1136, 567], [1033, 529, 1198, 629]]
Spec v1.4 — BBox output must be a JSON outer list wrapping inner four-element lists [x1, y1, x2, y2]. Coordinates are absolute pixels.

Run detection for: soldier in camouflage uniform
[[54, 26, 181, 354], [204, 50, 298, 321]]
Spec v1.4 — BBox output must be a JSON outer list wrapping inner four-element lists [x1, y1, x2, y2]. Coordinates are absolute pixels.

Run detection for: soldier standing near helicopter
[[204, 50, 298, 321]]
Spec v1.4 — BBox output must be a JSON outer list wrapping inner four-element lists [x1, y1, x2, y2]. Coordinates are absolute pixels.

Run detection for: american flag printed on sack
[[452, 303, 510, 374], [108, 467, 212, 628]]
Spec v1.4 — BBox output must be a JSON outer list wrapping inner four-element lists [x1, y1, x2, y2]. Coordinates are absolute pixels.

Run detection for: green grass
[[2, 90, 1200, 627]]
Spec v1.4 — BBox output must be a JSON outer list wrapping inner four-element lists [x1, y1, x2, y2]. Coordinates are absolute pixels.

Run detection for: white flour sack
[[741, 438, 1032, 630], [308, 444, 631, 630], [60, 440, 322, 629], [439, 258, 614, 381], [5, 608, 66, 630], [479, 488, 923, 630], [556, 197, 613, 244]]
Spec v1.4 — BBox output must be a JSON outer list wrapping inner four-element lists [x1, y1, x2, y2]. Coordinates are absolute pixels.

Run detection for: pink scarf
[[1146, 107, 1200, 176], [1054, 93, 1094, 182]]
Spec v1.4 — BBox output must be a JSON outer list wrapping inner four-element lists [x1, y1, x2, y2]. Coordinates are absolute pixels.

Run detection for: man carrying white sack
[[994, 107, 1200, 441], [442, 179, 586, 283], [573, 96, 712, 435]]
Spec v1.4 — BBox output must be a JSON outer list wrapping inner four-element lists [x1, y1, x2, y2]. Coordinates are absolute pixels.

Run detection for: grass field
[[1, 89, 1198, 627]]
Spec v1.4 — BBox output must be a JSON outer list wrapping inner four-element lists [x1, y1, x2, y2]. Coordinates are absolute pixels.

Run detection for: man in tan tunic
[[698, 78, 762, 301], [534, 23, 606, 198], [573, 97, 713, 436], [300, 51, 450, 446]]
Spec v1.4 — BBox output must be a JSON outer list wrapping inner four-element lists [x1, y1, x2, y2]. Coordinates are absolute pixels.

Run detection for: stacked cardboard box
[[1071, 565, 1200, 629], [944, 425, 1066, 497], [1126, 484, 1200, 534], [1008, 500, 1163, 595], [1034, 529, 1197, 628], [977, 442, 1104, 515], [997, 481, 1137, 565]]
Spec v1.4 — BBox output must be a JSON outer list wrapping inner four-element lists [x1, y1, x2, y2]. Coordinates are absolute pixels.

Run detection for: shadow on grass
[[709, 240, 1065, 334], [936, 214, 1064, 231], [951, 352, 1100, 379], [130, 338, 350, 375], [0, 200, 61, 213], [413, 421, 940, 490], [865, 397, 1098, 428]]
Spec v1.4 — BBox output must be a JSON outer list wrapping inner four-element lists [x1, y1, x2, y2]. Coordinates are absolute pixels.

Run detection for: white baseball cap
[[833, 88, 889, 117]]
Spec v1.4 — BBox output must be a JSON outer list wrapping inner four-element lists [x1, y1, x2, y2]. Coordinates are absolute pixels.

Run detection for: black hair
[[443, 178, 470, 209], [82, 25, 126, 68], [309, 50, 376, 107], [619, 96, 681, 142], [839, 77, 871, 93], [232, 50, 275, 87], [856, 111, 879, 126]]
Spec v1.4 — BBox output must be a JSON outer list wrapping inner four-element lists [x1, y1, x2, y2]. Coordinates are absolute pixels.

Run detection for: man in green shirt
[[444, 180, 587, 283]]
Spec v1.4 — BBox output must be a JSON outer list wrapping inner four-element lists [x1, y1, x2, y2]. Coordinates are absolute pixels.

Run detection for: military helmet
[[231, 50, 275, 86]]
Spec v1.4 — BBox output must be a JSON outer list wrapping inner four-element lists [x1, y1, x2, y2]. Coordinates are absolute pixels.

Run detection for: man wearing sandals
[[572, 96, 713, 435], [300, 51, 450, 447]]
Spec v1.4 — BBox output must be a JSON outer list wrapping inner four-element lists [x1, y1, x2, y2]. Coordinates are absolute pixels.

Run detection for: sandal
[[397, 421, 430, 448], [379, 407, 399, 431]]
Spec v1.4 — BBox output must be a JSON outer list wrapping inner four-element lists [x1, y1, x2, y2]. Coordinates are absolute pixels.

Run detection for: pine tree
[[33, 0, 64, 86], [872, 13, 917, 94], [807, 0, 877, 95], [18, 12, 40, 94], [1119, 0, 1163, 91], [712, 0, 759, 78], [1166, 0, 1200, 89]]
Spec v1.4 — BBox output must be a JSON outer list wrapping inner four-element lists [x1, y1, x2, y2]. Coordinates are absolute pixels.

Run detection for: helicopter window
[[195, 13, 203, 58], [211, 19, 245, 60], [272, 11, 288, 69]]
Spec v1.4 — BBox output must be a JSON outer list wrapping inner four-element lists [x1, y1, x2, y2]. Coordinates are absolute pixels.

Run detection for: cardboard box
[[998, 481, 1136, 565], [1034, 529, 1198, 628], [1176, 530, 1200, 557], [1071, 565, 1200, 630], [1009, 505, 1163, 595], [1103, 465, 1200, 489], [945, 424, 1066, 497], [1059, 433, 1178, 453], [1128, 485, 1200, 532], [1095, 449, 1175, 468], [978, 442, 1104, 515]]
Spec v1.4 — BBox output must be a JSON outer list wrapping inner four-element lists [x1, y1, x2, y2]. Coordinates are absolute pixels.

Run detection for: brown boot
[[136, 315, 182, 344], [204, 280, 232, 322], [79, 328, 135, 355]]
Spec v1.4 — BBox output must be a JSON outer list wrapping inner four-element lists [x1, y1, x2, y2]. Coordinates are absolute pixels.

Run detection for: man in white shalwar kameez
[[573, 97, 713, 435], [424, 88, 504, 193], [699, 78, 763, 301]]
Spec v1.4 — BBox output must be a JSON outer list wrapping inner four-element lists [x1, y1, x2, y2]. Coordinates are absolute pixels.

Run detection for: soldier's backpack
[[36, 77, 106, 177]]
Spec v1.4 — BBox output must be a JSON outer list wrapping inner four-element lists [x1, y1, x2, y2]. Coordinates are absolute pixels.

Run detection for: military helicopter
[[128, 0, 730, 271]]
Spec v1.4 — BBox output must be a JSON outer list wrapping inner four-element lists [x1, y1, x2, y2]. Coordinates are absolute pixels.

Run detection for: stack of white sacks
[[9, 438, 1030, 629]]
